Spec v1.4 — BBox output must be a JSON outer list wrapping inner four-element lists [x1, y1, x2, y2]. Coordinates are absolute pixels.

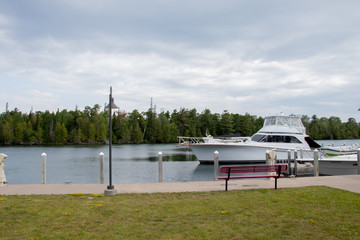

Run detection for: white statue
[[0, 153, 7, 186]]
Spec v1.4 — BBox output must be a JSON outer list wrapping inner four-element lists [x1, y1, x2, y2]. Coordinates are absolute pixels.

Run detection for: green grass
[[0, 187, 359, 239]]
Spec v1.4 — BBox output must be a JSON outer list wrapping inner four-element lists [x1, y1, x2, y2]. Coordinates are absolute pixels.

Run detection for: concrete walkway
[[1, 175, 360, 195]]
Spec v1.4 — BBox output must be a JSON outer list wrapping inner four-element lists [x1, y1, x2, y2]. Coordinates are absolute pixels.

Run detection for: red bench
[[218, 164, 288, 191]]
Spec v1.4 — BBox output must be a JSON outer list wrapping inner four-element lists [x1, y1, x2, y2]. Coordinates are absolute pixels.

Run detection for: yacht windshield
[[251, 134, 265, 142], [263, 116, 306, 134]]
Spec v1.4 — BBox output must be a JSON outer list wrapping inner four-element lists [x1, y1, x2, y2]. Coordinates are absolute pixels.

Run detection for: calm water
[[0, 144, 215, 184], [1, 140, 359, 184]]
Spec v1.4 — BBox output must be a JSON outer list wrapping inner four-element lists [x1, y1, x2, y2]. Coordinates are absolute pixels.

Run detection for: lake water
[[0, 144, 215, 184], [1, 139, 359, 184]]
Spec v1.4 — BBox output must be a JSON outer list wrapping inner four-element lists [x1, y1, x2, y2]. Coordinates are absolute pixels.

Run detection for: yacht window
[[259, 135, 302, 143], [251, 134, 265, 142], [288, 136, 302, 143]]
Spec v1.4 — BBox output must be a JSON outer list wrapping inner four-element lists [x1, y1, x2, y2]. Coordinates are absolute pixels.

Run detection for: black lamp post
[[105, 86, 118, 195]]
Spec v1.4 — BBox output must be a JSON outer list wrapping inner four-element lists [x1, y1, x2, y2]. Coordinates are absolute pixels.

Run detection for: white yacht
[[178, 115, 320, 163]]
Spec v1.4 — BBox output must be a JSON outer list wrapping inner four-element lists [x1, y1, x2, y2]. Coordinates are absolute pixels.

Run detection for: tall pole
[[104, 86, 118, 195], [108, 87, 114, 190], [99, 152, 104, 184]]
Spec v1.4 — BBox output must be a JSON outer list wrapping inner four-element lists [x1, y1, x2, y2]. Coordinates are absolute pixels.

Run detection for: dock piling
[[41, 153, 46, 184], [214, 151, 219, 181], [158, 152, 163, 182], [314, 150, 319, 176], [294, 150, 298, 176], [287, 150, 292, 175], [357, 149, 360, 175]]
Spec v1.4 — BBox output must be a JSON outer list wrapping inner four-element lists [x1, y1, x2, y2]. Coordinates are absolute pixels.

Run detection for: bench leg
[[225, 180, 228, 191], [275, 165, 280, 190]]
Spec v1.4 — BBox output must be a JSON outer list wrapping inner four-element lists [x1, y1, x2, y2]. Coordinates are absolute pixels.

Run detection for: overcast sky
[[0, 0, 359, 121]]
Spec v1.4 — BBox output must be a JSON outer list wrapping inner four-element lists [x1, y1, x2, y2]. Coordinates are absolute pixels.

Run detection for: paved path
[[1, 175, 360, 195]]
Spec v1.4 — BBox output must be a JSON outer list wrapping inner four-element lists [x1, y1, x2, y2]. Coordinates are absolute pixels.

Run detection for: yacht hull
[[319, 155, 358, 175], [190, 143, 303, 163]]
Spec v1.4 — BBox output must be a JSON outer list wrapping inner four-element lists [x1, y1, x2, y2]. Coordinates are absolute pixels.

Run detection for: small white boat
[[320, 145, 359, 156], [178, 115, 321, 163]]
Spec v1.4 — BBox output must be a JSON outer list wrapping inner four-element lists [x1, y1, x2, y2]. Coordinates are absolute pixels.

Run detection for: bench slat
[[219, 164, 287, 174], [218, 174, 285, 180]]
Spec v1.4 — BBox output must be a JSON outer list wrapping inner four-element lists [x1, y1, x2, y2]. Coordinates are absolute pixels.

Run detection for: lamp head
[[106, 97, 119, 110]]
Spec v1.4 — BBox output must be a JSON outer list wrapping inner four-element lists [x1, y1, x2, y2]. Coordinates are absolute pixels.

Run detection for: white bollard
[[214, 151, 219, 181], [0, 153, 7, 186], [294, 150, 298, 176], [158, 152, 163, 182], [314, 149, 319, 177], [99, 152, 104, 184], [287, 150, 292, 175], [357, 149, 360, 175], [41, 153, 47, 184]]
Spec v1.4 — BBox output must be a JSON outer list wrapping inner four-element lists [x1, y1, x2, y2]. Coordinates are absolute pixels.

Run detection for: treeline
[[0, 105, 359, 145], [301, 115, 360, 140]]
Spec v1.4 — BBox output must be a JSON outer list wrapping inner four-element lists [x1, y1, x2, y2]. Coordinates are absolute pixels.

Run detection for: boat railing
[[177, 136, 250, 145], [272, 148, 318, 176], [273, 148, 321, 161], [177, 136, 206, 145], [214, 137, 250, 143]]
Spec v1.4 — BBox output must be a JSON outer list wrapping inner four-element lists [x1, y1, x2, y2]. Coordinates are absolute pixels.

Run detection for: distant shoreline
[[1, 138, 360, 147]]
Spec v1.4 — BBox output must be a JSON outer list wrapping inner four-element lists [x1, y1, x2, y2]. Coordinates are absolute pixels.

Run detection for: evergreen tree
[[198, 109, 215, 136], [0, 106, 359, 145], [14, 122, 26, 144], [55, 122, 68, 144], [0, 121, 13, 144], [220, 110, 234, 135], [144, 107, 157, 143], [345, 118, 359, 139], [128, 110, 144, 143]]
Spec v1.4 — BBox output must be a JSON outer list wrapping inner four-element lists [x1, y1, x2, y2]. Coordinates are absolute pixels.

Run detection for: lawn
[[0, 186, 359, 239]]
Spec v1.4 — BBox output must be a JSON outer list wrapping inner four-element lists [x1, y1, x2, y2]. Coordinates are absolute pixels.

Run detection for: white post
[[287, 150, 291, 175], [158, 152, 163, 182], [214, 151, 219, 181], [99, 152, 104, 184], [357, 149, 360, 175], [294, 150, 298, 176], [314, 149, 319, 177], [41, 153, 46, 184]]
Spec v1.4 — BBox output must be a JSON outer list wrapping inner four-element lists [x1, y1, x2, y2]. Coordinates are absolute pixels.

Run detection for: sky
[[0, 0, 359, 121]]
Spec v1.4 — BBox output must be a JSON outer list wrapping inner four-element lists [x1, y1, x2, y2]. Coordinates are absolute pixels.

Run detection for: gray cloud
[[0, 0, 359, 121]]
